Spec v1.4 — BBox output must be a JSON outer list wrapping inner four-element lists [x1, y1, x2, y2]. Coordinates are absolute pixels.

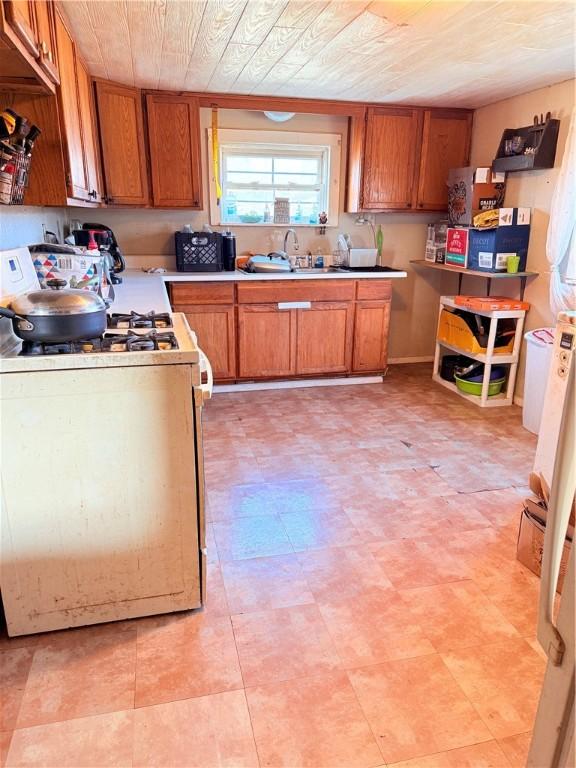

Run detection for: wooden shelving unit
[[411, 260, 538, 299], [433, 296, 527, 408]]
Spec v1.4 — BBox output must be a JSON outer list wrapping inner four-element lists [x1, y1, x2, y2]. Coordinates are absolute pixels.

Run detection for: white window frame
[[207, 128, 341, 227]]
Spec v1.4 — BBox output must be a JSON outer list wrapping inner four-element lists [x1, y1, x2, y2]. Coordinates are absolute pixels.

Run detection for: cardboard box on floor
[[517, 500, 573, 594]]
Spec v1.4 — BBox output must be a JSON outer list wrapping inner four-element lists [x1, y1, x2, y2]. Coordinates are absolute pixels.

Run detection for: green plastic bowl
[[454, 375, 506, 397]]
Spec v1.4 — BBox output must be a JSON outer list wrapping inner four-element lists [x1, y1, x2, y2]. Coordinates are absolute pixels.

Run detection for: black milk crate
[[175, 231, 223, 272]]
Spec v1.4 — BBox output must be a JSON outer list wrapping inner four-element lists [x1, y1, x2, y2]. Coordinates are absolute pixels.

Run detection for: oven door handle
[[198, 348, 213, 403]]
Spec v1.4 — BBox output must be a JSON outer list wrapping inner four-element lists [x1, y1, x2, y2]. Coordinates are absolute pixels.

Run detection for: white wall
[[0, 206, 66, 250], [463, 78, 575, 397]]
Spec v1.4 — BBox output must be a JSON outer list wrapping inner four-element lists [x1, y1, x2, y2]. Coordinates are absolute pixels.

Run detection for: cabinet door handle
[[418, 202, 424, 208], [406, 202, 412, 208], [278, 302, 311, 310], [88, 189, 98, 199]]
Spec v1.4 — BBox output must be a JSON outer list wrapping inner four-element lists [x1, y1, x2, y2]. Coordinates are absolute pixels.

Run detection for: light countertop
[[112, 267, 408, 314], [159, 268, 408, 282]]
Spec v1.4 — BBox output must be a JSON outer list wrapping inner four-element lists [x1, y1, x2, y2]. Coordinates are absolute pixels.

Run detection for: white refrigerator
[[528, 311, 575, 767]]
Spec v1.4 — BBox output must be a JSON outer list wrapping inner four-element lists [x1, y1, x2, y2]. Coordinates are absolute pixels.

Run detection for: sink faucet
[[283, 228, 299, 254]]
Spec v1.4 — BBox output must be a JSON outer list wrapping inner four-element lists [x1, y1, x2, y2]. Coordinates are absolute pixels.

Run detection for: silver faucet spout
[[283, 228, 299, 253]]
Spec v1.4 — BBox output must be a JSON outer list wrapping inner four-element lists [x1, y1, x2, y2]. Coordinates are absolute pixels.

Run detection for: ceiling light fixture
[[263, 111, 296, 123]]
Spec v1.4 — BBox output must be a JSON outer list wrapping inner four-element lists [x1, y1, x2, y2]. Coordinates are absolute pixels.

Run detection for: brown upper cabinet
[[54, 11, 88, 201], [1, 9, 101, 206], [146, 93, 203, 209], [76, 58, 103, 203], [0, 0, 59, 92], [416, 109, 472, 210], [348, 106, 472, 213], [361, 107, 422, 211], [95, 80, 149, 206], [31, 1, 58, 85]]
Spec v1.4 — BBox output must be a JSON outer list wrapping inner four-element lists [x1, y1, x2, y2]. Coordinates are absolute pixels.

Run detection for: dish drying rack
[[0, 140, 32, 205]]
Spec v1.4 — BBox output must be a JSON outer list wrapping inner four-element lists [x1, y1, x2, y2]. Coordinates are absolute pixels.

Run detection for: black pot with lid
[[0, 279, 108, 343]]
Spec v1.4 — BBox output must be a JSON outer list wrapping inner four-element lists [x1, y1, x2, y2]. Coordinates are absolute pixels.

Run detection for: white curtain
[[546, 107, 576, 316]]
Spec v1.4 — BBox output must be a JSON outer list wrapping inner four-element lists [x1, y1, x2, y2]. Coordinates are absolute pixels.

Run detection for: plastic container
[[455, 374, 506, 397], [175, 231, 223, 272], [438, 308, 515, 355], [523, 328, 555, 434], [440, 354, 471, 382]]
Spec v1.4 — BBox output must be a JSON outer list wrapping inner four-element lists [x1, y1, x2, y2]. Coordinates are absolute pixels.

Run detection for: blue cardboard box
[[468, 208, 531, 272]]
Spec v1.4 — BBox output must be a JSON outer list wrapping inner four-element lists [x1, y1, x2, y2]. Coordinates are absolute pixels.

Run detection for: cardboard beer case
[[447, 167, 506, 227]]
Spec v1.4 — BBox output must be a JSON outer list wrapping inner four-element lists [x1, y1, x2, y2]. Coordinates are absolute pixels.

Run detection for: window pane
[[226, 155, 272, 172], [275, 190, 321, 204], [274, 157, 320, 173], [227, 171, 272, 184], [226, 190, 274, 203], [274, 173, 320, 186], [220, 143, 330, 225]]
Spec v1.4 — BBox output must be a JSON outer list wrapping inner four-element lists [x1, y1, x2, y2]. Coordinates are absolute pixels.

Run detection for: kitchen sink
[[291, 267, 333, 273]]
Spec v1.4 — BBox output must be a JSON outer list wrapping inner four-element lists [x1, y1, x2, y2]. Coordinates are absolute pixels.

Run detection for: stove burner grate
[[107, 311, 173, 329], [20, 331, 179, 356]]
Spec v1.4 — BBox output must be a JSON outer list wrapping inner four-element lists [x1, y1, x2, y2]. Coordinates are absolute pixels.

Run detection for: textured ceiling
[[60, 0, 576, 108]]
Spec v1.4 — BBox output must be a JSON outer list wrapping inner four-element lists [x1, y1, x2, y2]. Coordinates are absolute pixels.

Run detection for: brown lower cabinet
[[182, 305, 236, 380], [238, 305, 297, 379], [352, 301, 391, 372], [296, 302, 354, 375], [170, 279, 392, 382]]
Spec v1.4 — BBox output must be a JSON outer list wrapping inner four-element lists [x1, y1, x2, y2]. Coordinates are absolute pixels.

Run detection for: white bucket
[[523, 328, 555, 434]]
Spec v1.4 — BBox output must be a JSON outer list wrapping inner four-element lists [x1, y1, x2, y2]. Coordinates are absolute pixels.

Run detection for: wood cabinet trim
[[237, 280, 355, 304], [356, 279, 392, 301], [170, 282, 234, 305]]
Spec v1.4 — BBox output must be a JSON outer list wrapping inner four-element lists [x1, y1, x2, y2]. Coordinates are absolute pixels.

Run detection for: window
[[208, 129, 341, 227]]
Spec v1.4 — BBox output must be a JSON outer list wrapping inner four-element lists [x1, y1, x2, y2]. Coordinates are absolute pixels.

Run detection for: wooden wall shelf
[[410, 260, 538, 299], [492, 118, 560, 172]]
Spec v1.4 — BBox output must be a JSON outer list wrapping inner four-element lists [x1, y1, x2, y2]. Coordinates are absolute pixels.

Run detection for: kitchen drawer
[[237, 280, 355, 304], [356, 280, 392, 301], [170, 282, 235, 305]]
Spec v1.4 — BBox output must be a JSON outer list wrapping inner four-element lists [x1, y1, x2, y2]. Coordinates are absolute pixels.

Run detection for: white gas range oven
[[0, 248, 212, 636]]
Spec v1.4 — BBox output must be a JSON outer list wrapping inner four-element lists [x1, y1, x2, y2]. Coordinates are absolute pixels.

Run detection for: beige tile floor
[[0, 364, 546, 767]]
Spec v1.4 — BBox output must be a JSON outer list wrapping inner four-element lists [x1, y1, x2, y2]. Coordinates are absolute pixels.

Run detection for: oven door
[[193, 348, 213, 604]]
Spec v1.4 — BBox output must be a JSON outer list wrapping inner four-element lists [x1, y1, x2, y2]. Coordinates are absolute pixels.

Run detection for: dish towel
[[546, 107, 576, 316]]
